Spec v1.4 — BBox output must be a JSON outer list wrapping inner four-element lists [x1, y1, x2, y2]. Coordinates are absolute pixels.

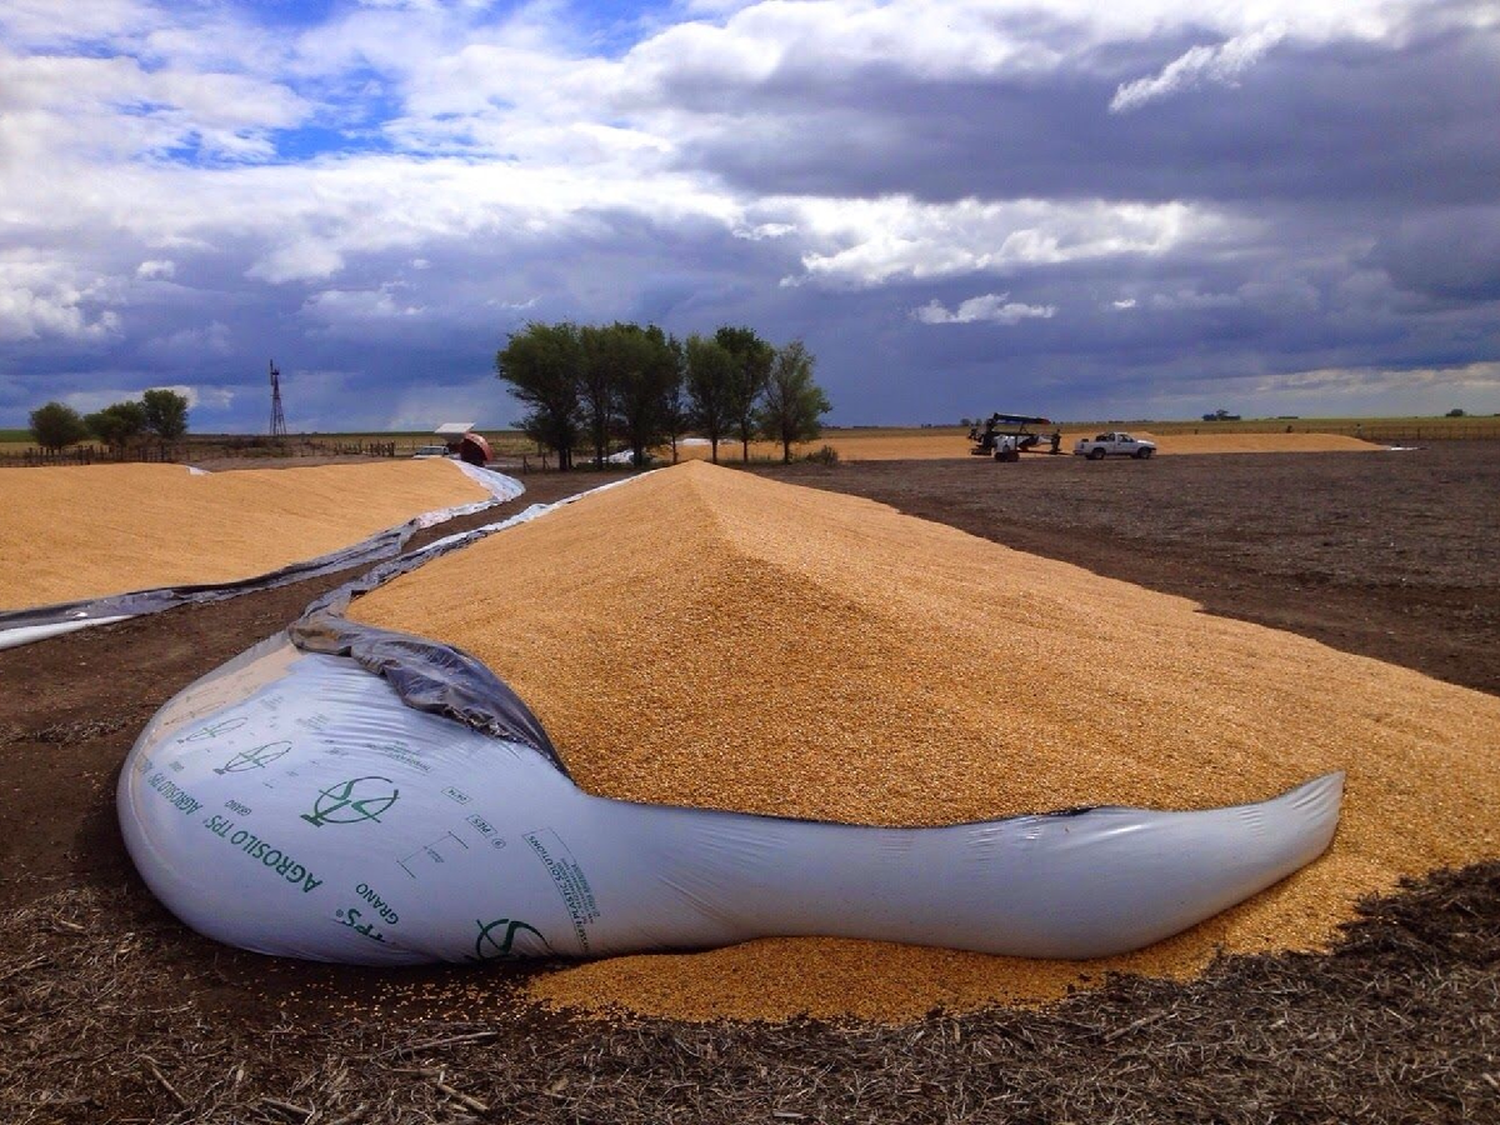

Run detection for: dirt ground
[[2, 448, 1498, 1123]]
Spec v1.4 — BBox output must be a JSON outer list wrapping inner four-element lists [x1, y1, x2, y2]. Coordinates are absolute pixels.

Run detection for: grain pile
[[0, 460, 489, 609], [1149, 432, 1376, 454], [350, 461, 1500, 1021]]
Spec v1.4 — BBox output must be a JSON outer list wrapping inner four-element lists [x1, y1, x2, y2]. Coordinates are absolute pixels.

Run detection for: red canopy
[[458, 432, 492, 465]]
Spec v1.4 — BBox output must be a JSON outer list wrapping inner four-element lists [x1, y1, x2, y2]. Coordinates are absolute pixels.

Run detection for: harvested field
[[672, 429, 1379, 461], [350, 460, 1500, 1020], [0, 449, 1496, 1121], [0, 459, 490, 609]]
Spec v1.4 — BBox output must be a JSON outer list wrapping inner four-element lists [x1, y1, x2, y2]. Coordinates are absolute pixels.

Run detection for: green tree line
[[496, 321, 830, 469], [28, 389, 191, 454]]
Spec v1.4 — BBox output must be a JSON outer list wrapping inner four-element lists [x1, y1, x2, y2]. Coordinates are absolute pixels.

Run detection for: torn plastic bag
[[119, 633, 1343, 965]]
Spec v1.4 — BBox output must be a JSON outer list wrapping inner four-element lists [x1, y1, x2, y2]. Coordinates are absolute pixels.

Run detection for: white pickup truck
[[1073, 431, 1158, 460]]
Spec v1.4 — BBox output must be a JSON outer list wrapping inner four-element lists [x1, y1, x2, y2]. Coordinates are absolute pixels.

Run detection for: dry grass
[[0, 460, 489, 610], [348, 461, 1500, 1020]]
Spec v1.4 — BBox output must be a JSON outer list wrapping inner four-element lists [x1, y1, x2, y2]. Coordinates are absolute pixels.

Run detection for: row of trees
[[28, 390, 191, 454], [496, 321, 831, 469]]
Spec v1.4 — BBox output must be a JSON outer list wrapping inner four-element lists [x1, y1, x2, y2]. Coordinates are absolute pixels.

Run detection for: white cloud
[[136, 259, 175, 279], [783, 196, 1209, 288], [1112, 297, 1137, 309], [60, 380, 214, 414], [1149, 289, 1241, 310], [1228, 361, 1500, 412], [1110, 24, 1288, 113], [302, 285, 426, 326], [0, 0, 154, 46], [915, 293, 1057, 325], [61, 387, 144, 413], [248, 240, 347, 285], [733, 222, 796, 241], [0, 46, 309, 165], [144, 382, 199, 407], [0, 257, 122, 341], [144, 320, 231, 358]]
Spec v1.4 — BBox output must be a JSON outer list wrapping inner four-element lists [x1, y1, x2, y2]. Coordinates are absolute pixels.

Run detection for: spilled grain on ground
[[0, 460, 489, 609], [350, 460, 1500, 1021]]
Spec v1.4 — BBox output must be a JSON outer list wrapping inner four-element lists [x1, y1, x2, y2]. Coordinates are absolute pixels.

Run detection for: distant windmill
[[269, 360, 287, 438]]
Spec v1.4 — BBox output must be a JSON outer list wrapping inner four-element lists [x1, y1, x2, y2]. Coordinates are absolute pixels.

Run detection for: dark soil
[[2, 450, 1497, 1124]]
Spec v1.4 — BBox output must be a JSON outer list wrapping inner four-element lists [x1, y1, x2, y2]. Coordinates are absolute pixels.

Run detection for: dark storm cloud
[[672, 28, 1500, 209], [628, 12, 1497, 423]]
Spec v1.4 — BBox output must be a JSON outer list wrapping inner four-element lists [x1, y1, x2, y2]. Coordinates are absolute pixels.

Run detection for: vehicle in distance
[[968, 413, 1061, 460], [412, 445, 451, 458], [1073, 432, 1158, 460]]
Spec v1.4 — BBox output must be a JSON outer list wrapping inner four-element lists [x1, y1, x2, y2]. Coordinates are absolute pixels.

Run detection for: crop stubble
[[350, 460, 1499, 1021], [0, 460, 490, 610]]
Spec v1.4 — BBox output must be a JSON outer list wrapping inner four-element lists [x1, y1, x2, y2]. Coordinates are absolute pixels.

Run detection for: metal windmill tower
[[269, 360, 287, 438]]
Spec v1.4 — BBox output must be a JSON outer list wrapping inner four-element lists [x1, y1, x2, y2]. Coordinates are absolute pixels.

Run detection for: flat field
[[1, 446, 1497, 1122]]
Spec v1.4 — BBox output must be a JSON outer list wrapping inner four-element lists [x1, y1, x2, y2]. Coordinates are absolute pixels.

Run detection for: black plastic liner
[[288, 509, 566, 773]]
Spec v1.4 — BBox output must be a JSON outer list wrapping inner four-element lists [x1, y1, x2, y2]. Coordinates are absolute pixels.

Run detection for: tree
[[609, 323, 681, 468], [28, 401, 89, 453], [660, 334, 689, 463], [685, 334, 736, 465], [578, 324, 620, 467], [714, 325, 774, 462], [758, 340, 831, 463], [142, 388, 190, 443], [496, 321, 583, 470], [86, 400, 148, 453]]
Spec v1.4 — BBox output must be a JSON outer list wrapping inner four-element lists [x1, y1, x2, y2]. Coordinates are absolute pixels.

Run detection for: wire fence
[[0, 444, 183, 468]]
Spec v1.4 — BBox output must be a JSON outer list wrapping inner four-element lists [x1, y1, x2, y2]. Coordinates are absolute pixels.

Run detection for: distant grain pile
[[669, 430, 1378, 461], [351, 461, 1500, 1021], [1150, 432, 1376, 454], [0, 460, 489, 609]]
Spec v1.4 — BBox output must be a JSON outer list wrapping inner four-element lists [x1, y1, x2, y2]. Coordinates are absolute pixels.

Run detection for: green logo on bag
[[300, 776, 400, 827], [213, 740, 291, 775], [180, 716, 249, 743], [472, 917, 550, 961]]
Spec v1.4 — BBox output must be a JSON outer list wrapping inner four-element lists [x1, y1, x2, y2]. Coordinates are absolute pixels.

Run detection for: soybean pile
[[0, 460, 489, 609], [350, 461, 1500, 1022]]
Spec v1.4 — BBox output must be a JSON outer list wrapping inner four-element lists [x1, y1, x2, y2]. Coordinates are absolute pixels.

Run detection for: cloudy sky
[[2, 0, 1497, 432]]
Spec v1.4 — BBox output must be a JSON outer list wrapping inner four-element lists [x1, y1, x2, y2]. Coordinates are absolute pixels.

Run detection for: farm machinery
[[968, 413, 1061, 461]]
